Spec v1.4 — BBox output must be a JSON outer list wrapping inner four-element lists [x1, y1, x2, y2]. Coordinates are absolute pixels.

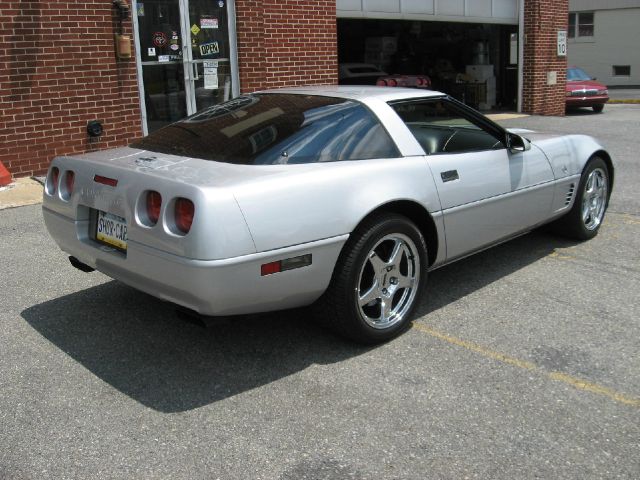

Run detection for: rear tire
[[593, 104, 604, 113], [315, 214, 427, 344], [555, 156, 609, 240]]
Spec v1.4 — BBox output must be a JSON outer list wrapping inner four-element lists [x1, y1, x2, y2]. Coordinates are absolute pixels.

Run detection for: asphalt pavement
[[1, 104, 638, 479]]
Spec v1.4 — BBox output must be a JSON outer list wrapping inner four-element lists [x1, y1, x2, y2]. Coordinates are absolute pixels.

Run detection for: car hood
[[566, 79, 607, 91]]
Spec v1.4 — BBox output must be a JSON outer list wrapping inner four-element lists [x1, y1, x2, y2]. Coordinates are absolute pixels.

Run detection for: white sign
[[204, 70, 219, 89], [557, 30, 567, 56], [201, 17, 219, 29], [199, 41, 219, 56]]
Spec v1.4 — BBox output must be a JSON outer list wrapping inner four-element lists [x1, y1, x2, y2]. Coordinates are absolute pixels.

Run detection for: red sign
[[152, 31, 168, 48]]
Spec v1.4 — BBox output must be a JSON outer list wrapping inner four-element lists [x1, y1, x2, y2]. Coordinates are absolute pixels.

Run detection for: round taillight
[[175, 198, 194, 234], [387, 78, 398, 87], [417, 77, 425, 86], [65, 171, 75, 194], [376, 79, 386, 86], [146, 191, 162, 225], [50, 167, 60, 193]]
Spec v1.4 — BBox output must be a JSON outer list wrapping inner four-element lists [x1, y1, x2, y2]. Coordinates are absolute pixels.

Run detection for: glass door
[[133, 0, 237, 133], [183, 0, 234, 113]]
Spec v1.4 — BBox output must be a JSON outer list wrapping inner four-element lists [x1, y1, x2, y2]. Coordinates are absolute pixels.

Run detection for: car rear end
[[42, 148, 338, 316]]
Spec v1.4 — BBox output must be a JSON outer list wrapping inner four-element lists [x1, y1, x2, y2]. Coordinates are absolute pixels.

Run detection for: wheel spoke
[[586, 172, 595, 194], [396, 272, 414, 290], [380, 298, 393, 324], [582, 199, 591, 223], [387, 239, 406, 267], [367, 251, 386, 273], [359, 281, 380, 307]]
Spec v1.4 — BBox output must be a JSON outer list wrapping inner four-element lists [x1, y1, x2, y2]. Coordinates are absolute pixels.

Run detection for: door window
[[390, 99, 503, 155]]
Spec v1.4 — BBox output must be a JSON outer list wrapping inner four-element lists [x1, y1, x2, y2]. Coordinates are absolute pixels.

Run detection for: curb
[[0, 161, 11, 186]]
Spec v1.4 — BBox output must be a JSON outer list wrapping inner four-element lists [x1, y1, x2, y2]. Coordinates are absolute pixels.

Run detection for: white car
[[43, 87, 613, 343]]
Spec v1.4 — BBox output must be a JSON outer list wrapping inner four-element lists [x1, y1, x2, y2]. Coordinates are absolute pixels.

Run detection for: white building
[[568, 0, 640, 86]]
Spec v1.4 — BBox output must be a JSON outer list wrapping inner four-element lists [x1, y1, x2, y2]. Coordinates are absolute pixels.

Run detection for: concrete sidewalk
[[0, 177, 43, 210]]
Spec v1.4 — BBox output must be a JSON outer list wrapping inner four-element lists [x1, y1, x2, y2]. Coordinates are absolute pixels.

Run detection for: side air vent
[[565, 183, 576, 206]]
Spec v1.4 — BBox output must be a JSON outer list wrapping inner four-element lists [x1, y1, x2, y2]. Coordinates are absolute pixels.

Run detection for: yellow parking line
[[412, 323, 640, 408]]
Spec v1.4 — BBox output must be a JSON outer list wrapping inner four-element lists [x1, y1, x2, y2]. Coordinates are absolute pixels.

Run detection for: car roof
[[256, 85, 445, 103]]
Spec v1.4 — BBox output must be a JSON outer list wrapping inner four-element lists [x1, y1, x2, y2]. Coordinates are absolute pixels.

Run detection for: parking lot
[[1, 104, 638, 479]]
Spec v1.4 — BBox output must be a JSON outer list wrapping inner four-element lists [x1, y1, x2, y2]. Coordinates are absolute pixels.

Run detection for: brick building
[[1, 0, 567, 178]]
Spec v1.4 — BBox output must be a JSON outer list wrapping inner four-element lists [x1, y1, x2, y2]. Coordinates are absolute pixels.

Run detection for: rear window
[[131, 94, 400, 164]]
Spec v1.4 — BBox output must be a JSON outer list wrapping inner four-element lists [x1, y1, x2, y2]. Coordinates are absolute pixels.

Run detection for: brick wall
[[235, 0, 337, 93], [522, 0, 569, 115], [0, 0, 141, 177]]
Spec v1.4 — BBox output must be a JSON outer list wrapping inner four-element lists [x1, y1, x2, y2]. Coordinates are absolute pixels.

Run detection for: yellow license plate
[[96, 210, 128, 251]]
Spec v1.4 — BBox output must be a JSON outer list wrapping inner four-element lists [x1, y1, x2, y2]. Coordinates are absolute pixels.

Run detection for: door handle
[[192, 61, 199, 81]]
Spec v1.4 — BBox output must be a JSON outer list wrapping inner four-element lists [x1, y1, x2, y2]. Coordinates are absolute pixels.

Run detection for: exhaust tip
[[69, 256, 95, 273]]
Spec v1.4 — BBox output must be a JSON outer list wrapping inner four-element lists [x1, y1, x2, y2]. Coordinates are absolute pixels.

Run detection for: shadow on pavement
[[21, 283, 369, 413], [21, 229, 577, 413], [415, 229, 579, 317]]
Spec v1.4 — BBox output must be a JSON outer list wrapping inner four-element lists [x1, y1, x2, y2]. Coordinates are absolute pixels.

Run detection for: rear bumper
[[43, 207, 347, 316]]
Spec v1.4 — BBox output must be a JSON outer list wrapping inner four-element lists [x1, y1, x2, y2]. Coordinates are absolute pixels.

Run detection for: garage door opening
[[337, 19, 518, 111]]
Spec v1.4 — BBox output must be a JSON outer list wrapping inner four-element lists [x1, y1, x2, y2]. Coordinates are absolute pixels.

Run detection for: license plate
[[96, 210, 128, 251]]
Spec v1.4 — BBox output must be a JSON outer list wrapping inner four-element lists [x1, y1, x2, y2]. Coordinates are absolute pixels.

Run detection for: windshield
[[567, 67, 592, 81], [131, 94, 400, 164]]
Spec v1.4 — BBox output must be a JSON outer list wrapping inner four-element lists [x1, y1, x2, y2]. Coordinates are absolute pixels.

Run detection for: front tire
[[316, 214, 427, 344], [593, 104, 604, 113], [557, 156, 610, 240]]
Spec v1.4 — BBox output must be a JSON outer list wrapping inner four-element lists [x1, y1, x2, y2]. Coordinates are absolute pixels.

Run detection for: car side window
[[390, 99, 503, 155]]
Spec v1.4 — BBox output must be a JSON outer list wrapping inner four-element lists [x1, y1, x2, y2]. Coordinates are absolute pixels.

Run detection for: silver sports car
[[43, 87, 613, 343]]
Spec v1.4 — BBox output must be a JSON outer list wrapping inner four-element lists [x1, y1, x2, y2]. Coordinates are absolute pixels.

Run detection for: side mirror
[[507, 133, 531, 153]]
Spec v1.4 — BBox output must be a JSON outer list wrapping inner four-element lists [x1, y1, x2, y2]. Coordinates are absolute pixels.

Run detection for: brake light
[[65, 171, 75, 194], [51, 167, 60, 193], [376, 79, 386, 86], [387, 78, 398, 87], [146, 191, 162, 225], [94, 175, 118, 187], [175, 198, 194, 234]]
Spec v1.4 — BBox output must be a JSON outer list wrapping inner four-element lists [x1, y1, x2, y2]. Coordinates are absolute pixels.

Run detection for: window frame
[[387, 96, 508, 156], [568, 11, 595, 42]]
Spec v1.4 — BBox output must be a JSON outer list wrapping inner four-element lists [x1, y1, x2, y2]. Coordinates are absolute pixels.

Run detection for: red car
[[566, 66, 609, 113], [376, 74, 431, 89]]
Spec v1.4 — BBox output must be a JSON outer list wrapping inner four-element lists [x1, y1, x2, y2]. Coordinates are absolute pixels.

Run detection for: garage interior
[[337, 18, 518, 111]]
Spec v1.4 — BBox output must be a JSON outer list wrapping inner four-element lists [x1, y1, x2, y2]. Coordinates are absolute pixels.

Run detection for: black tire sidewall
[[340, 215, 427, 342], [571, 156, 609, 239]]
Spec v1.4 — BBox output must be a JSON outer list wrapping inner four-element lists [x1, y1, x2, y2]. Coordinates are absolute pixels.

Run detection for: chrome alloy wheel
[[356, 233, 421, 330], [581, 167, 608, 231]]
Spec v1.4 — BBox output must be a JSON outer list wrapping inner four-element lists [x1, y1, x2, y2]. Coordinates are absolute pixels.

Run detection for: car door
[[390, 97, 555, 260]]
